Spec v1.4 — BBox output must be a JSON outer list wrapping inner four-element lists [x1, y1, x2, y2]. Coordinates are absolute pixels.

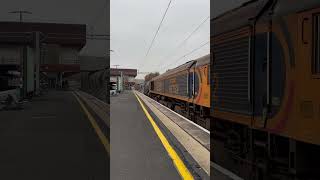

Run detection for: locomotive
[[212, 0, 320, 179], [147, 54, 210, 129]]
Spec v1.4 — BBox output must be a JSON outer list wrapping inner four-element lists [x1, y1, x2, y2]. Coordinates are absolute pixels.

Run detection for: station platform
[[133, 91, 241, 180], [111, 90, 209, 180], [0, 90, 109, 179]]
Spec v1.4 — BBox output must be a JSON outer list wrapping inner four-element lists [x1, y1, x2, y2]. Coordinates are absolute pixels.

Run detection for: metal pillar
[[22, 46, 27, 98], [60, 72, 63, 88], [34, 31, 40, 95]]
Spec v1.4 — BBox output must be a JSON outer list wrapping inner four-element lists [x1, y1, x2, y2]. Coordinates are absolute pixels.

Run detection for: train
[[146, 54, 211, 129], [145, 0, 320, 179], [212, 0, 320, 179]]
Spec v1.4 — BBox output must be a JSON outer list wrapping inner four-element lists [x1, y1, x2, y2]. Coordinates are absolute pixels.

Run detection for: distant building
[[132, 79, 144, 85], [132, 79, 145, 91], [110, 68, 137, 90]]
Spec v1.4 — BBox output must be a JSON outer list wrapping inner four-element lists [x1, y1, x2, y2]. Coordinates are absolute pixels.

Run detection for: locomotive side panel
[[154, 79, 164, 94], [164, 71, 189, 97], [287, 8, 320, 144], [194, 64, 210, 108], [210, 46, 214, 116]]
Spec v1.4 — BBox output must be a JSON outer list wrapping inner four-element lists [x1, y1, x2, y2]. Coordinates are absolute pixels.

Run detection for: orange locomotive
[[148, 54, 210, 129], [212, 0, 320, 179]]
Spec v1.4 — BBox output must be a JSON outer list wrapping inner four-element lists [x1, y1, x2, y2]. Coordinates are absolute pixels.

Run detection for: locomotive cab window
[[313, 13, 320, 74]]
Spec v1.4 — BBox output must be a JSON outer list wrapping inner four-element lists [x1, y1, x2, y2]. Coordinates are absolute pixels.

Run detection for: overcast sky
[[0, 0, 108, 57], [111, 0, 210, 79]]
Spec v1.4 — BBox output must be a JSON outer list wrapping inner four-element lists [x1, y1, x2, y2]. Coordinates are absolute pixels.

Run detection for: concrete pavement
[[110, 91, 181, 180], [0, 90, 109, 180]]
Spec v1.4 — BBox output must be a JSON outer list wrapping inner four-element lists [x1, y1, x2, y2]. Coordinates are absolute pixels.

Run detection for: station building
[[0, 21, 86, 98], [110, 68, 137, 90]]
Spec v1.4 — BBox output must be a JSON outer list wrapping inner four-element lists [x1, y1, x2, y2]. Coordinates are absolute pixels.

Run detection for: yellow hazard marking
[[73, 92, 110, 155], [134, 92, 194, 180]]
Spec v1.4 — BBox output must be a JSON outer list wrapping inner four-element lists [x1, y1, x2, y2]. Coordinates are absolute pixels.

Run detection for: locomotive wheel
[[186, 103, 191, 118], [200, 106, 204, 118], [170, 103, 175, 111]]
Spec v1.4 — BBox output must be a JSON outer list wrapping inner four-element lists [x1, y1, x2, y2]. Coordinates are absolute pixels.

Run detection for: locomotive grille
[[176, 74, 188, 96], [213, 35, 250, 114], [163, 74, 188, 97]]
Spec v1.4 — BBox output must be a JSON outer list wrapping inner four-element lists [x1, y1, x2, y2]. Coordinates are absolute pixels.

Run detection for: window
[[313, 14, 320, 74]]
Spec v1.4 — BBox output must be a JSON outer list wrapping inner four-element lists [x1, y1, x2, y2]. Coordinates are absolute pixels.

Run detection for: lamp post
[[9, 11, 32, 22]]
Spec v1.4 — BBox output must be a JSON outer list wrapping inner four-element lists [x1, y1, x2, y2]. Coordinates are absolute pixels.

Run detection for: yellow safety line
[[134, 92, 194, 180], [73, 92, 110, 155]]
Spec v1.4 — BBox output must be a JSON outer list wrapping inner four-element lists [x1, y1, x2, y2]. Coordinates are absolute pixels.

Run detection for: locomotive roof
[[273, 0, 320, 17], [151, 54, 210, 81], [195, 54, 210, 67], [151, 60, 195, 81], [213, 0, 267, 36], [213, 0, 320, 36]]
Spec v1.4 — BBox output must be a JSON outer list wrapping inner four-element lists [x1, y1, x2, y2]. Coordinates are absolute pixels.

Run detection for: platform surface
[[136, 91, 210, 178], [110, 91, 181, 180], [0, 90, 109, 179]]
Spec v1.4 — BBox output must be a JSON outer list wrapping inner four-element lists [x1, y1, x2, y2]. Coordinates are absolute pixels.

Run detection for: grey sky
[[0, 0, 108, 57], [111, 0, 209, 78]]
